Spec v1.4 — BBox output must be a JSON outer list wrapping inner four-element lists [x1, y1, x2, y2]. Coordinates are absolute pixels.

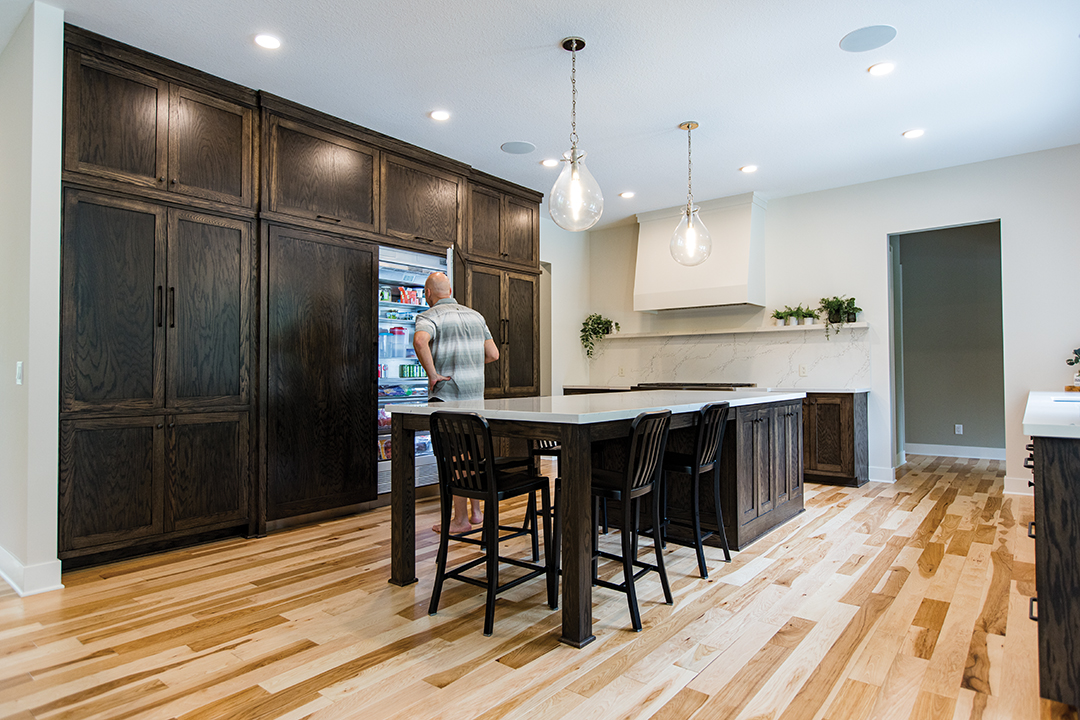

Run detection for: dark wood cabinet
[[466, 182, 539, 270], [462, 265, 539, 398], [61, 190, 252, 413], [64, 49, 254, 207], [59, 411, 248, 557], [381, 153, 463, 249], [263, 226, 378, 521], [264, 113, 380, 232], [725, 400, 803, 549], [1031, 435, 1080, 708], [803, 391, 868, 487]]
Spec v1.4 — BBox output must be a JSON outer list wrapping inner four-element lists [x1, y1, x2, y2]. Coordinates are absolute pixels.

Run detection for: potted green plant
[[799, 306, 819, 326], [1067, 347, 1080, 387], [819, 296, 861, 337], [783, 305, 799, 326], [770, 308, 789, 327], [580, 313, 620, 357]]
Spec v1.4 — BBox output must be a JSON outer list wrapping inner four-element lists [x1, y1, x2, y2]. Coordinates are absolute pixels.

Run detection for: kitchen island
[[1023, 391, 1080, 707], [388, 389, 805, 647]]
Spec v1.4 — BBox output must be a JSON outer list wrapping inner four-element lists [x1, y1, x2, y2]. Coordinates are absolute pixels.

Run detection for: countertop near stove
[[1023, 391, 1080, 439]]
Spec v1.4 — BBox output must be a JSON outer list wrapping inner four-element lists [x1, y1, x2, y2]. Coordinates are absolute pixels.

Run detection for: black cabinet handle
[[1026, 443, 1034, 451], [414, 234, 436, 243], [168, 287, 176, 328], [156, 286, 163, 327], [1028, 521, 1036, 539], [1029, 596, 1038, 622], [317, 215, 341, 223], [1023, 457, 1034, 469], [168, 422, 175, 428], [1029, 480, 1035, 488], [156, 423, 164, 429]]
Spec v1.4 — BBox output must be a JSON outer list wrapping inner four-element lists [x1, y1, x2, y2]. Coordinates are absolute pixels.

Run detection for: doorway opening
[[889, 221, 1005, 465]]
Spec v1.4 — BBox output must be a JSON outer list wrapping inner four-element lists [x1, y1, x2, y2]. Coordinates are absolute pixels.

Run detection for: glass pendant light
[[549, 37, 603, 232], [670, 121, 712, 266]]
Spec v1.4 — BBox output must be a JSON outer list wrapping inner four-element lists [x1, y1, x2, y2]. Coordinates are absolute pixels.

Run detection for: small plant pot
[[846, 312, 858, 323], [802, 317, 815, 325], [1074, 372, 1080, 387], [787, 316, 800, 326], [827, 311, 842, 324], [774, 317, 787, 326]]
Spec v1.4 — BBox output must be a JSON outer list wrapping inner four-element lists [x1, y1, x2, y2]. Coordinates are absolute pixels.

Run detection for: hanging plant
[[580, 313, 620, 357], [819, 296, 862, 338]]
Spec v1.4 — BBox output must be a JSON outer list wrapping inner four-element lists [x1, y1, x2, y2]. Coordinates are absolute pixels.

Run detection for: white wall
[[539, 217, 592, 393], [556, 144, 1080, 492], [0, 0, 64, 595]]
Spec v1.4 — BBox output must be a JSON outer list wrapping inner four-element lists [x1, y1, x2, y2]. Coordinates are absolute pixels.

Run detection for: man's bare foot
[[469, 510, 483, 525], [432, 518, 472, 534]]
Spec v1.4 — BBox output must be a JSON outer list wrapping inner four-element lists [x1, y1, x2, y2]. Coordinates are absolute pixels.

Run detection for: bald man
[[413, 272, 499, 532]]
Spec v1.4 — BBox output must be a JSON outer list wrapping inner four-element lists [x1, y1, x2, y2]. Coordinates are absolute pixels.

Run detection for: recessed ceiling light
[[500, 141, 536, 154], [902, 129, 925, 139], [254, 34, 281, 49], [429, 110, 450, 121], [541, 158, 559, 168], [740, 165, 758, 173], [839, 25, 897, 53], [619, 191, 635, 199], [868, 62, 895, 76]]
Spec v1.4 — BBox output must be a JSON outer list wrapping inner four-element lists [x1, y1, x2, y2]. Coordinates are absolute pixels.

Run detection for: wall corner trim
[[0, 545, 63, 596]]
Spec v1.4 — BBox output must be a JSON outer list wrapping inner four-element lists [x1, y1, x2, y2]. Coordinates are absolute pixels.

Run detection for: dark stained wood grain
[[468, 184, 503, 260], [505, 272, 538, 395], [59, 416, 164, 552], [169, 85, 252, 206], [265, 226, 377, 520], [503, 194, 539, 268], [166, 210, 251, 408], [1033, 436, 1080, 707], [166, 412, 248, 532], [803, 392, 869, 487], [381, 153, 462, 247], [61, 190, 165, 413], [465, 265, 504, 396]]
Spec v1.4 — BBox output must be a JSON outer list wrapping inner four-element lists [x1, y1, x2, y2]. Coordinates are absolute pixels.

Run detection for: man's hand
[[428, 372, 451, 394]]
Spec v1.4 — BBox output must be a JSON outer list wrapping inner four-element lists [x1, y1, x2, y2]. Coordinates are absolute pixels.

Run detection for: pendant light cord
[[686, 125, 694, 216], [569, 46, 579, 152]]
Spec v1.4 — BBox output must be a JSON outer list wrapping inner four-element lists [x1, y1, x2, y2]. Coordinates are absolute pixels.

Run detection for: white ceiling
[[5, 0, 1080, 228]]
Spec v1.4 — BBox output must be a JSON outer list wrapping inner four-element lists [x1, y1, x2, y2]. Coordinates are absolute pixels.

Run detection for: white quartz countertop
[[1023, 391, 1080, 439], [387, 389, 806, 425], [762, 387, 870, 394]]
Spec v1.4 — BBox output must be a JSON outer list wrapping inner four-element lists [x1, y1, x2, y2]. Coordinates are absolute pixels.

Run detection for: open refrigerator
[[375, 246, 450, 494]]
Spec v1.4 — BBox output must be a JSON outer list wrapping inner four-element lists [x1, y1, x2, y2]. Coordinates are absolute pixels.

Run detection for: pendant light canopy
[[670, 121, 712, 266], [549, 37, 603, 232]]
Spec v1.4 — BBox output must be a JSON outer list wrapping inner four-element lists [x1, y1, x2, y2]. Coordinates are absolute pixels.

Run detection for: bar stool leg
[[623, 498, 642, 632], [483, 504, 499, 637], [712, 466, 732, 562], [428, 493, 453, 616], [690, 469, 709, 578], [651, 489, 674, 605]]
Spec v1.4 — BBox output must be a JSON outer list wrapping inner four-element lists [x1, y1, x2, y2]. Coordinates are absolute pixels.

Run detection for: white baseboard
[[904, 443, 1006, 461], [0, 545, 63, 596], [869, 465, 896, 483], [1004, 474, 1035, 496]]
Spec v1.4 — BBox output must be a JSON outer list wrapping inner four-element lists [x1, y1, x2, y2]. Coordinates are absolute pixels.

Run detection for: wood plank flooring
[[1, 455, 1077, 720]]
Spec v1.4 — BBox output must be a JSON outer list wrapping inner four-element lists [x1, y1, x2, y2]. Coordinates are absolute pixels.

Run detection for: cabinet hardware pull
[[1023, 457, 1034, 469], [168, 422, 175, 428], [170, 178, 177, 185], [1026, 443, 1034, 451], [413, 234, 437, 243], [317, 215, 341, 223], [156, 286, 163, 327], [1028, 521, 1036, 539], [156, 423, 163, 429], [1029, 596, 1038, 622], [1028, 480, 1035, 488], [158, 176, 165, 183], [168, 287, 176, 328]]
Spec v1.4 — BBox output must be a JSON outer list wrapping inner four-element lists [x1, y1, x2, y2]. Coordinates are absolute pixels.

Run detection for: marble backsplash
[[588, 325, 871, 389]]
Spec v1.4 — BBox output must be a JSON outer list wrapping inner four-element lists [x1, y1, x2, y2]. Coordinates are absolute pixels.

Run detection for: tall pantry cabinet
[[59, 28, 257, 562]]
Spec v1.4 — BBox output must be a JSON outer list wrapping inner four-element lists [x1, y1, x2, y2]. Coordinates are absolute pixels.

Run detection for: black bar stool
[[659, 401, 732, 578], [590, 410, 674, 632], [427, 411, 557, 636]]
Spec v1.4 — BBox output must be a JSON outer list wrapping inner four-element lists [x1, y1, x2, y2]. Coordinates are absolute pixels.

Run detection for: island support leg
[[560, 424, 596, 647], [389, 418, 417, 586]]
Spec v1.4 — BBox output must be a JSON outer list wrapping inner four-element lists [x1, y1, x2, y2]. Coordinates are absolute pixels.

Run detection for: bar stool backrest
[[626, 410, 672, 492], [696, 402, 731, 468], [535, 439, 560, 451], [429, 411, 496, 494]]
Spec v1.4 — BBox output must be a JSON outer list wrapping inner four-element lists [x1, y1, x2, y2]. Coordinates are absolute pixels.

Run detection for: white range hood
[[633, 192, 766, 311]]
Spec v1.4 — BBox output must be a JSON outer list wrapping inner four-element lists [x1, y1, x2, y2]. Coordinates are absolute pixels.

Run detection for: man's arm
[[413, 330, 451, 393], [484, 338, 499, 364]]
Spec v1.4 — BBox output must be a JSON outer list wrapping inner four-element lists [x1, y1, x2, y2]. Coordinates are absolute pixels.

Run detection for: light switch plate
[[15, 361, 23, 385]]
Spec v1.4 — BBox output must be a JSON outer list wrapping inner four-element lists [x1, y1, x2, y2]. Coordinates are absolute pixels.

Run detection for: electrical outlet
[[15, 361, 23, 385], [618, 367, 625, 377], [955, 424, 963, 435], [798, 364, 807, 377]]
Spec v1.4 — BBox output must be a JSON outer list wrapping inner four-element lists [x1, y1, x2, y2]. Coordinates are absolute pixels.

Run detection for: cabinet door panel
[[735, 410, 758, 526], [61, 191, 165, 412], [64, 51, 168, 188], [167, 210, 251, 407], [808, 396, 847, 474], [167, 413, 248, 531], [269, 118, 378, 231], [266, 227, 377, 519], [59, 417, 164, 551], [382, 155, 461, 247], [170, 86, 252, 206], [505, 273, 538, 395], [504, 196, 538, 268], [466, 266, 504, 395], [754, 409, 774, 515], [468, 185, 502, 260]]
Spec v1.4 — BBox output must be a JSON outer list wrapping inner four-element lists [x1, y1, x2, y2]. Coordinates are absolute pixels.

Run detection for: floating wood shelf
[[606, 321, 869, 340]]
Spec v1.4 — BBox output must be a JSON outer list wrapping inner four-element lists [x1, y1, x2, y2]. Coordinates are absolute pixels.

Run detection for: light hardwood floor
[[1, 456, 1076, 720]]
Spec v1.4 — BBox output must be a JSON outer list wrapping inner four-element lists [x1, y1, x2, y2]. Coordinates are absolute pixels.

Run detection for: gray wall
[[899, 222, 1005, 449]]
